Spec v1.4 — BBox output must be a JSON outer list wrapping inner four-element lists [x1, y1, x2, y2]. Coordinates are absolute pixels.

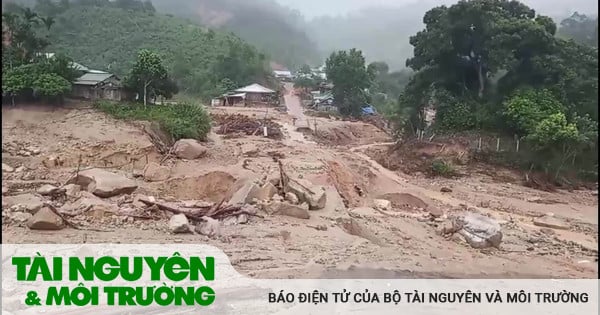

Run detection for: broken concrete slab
[[3, 193, 44, 213], [457, 213, 503, 249], [26, 207, 64, 230], [173, 139, 207, 160], [169, 214, 192, 233], [67, 168, 137, 198], [143, 162, 171, 182], [533, 216, 570, 230]]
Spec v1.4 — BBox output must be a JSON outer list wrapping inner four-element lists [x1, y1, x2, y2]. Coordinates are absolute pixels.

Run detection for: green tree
[[32, 73, 71, 99], [558, 12, 597, 47], [325, 49, 372, 117], [125, 49, 174, 107]]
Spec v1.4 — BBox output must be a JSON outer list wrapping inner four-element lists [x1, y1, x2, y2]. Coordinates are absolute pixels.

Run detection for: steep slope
[[4, 0, 272, 99], [151, 0, 321, 68]]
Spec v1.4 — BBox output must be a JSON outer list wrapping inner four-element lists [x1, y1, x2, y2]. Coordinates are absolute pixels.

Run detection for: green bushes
[[95, 101, 211, 141], [430, 160, 456, 177]]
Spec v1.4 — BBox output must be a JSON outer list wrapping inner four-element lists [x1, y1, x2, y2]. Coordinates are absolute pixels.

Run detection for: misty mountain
[[304, 0, 598, 70], [150, 0, 321, 69]]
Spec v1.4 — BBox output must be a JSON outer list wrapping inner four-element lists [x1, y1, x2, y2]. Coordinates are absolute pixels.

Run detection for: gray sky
[[275, 0, 598, 18]]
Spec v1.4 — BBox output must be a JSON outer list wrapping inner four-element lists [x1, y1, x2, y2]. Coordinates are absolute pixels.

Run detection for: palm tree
[[40, 16, 55, 31], [21, 7, 39, 25]]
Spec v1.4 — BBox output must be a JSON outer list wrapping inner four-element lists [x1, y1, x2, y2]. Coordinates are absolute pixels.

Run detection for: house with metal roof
[[72, 72, 126, 101], [213, 83, 278, 107]]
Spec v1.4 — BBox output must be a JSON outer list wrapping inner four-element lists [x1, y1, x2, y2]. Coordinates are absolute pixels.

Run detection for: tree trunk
[[143, 82, 147, 108], [477, 63, 485, 98]]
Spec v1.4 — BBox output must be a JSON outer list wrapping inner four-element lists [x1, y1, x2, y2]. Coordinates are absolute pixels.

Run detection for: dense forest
[[150, 0, 321, 69], [2, 0, 274, 99]]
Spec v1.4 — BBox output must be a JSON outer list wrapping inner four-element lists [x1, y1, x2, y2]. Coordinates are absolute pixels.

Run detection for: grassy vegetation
[[430, 160, 456, 178], [95, 101, 211, 141]]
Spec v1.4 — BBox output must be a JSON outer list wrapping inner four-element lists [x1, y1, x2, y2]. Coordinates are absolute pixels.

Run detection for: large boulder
[[143, 162, 171, 182], [3, 193, 44, 213], [67, 168, 137, 198], [26, 207, 64, 230], [285, 178, 327, 210], [228, 180, 260, 205], [2, 163, 14, 173], [456, 213, 503, 249], [169, 214, 191, 233], [173, 139, 208, 160]]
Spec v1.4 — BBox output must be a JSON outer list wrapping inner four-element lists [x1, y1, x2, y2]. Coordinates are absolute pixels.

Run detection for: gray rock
[[285, 178, 327, 210], [63, 184, 81, 198], [2, 163, 14, 173], [457, 213, 503, 248], [37, 184, 60, 196], [228, 180, 260, 206], [196, 217, 220, 237], [8, 211, 33, 223], [143, 162, 171, 182], [270, 202, 310, 219], [3, 193, 44, 213], [26, 207, 64, 230], [373, 199, 391, 210], [169, 214, 191, 233], [67, 168, 137, 198], [533, 216, 570, 230], [61, 191, 118, 217], [173, 139, 207, 160], [285, 192, 299, 204]]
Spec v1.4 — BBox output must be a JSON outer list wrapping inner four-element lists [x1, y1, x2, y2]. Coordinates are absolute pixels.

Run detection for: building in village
[[72, 71, 127, 101], [213, 83, 277, 107], [273, 70, 293, 82]]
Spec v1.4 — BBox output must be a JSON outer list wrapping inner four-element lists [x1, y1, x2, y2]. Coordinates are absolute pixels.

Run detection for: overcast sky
[[275, 0, 598, 18]]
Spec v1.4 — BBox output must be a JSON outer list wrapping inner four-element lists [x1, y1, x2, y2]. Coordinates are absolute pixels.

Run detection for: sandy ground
[[2, 90, 598, 279]]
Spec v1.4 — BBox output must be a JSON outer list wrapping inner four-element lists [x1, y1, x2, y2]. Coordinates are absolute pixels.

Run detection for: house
[[233, 83, 277, 106], [72, 72, 126, 101], [273, 70, 293, 82], [212, 83, 278, 107]]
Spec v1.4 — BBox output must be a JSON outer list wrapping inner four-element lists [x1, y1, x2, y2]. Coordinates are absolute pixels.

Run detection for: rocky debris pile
[[212, 114, 283, 139], [225, 166, 328, 220], [2, 141, 41, 157], [172, 139, 208, 160], [437, 212, 503, 249]]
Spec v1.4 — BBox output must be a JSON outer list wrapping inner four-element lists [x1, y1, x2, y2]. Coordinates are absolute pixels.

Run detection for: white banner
[[2, 244, 597, 315]]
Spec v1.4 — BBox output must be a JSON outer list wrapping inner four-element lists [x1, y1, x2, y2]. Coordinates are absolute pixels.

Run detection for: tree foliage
[[325, 49, 373, 117], [398, 0, 598, 180], [27, 0, 272, 100], [124, 49, 176, 106]]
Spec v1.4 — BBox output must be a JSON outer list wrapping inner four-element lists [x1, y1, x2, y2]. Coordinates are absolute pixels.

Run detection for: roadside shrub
[[430, 159, 456, 177], [95, 101, 211, 141]]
